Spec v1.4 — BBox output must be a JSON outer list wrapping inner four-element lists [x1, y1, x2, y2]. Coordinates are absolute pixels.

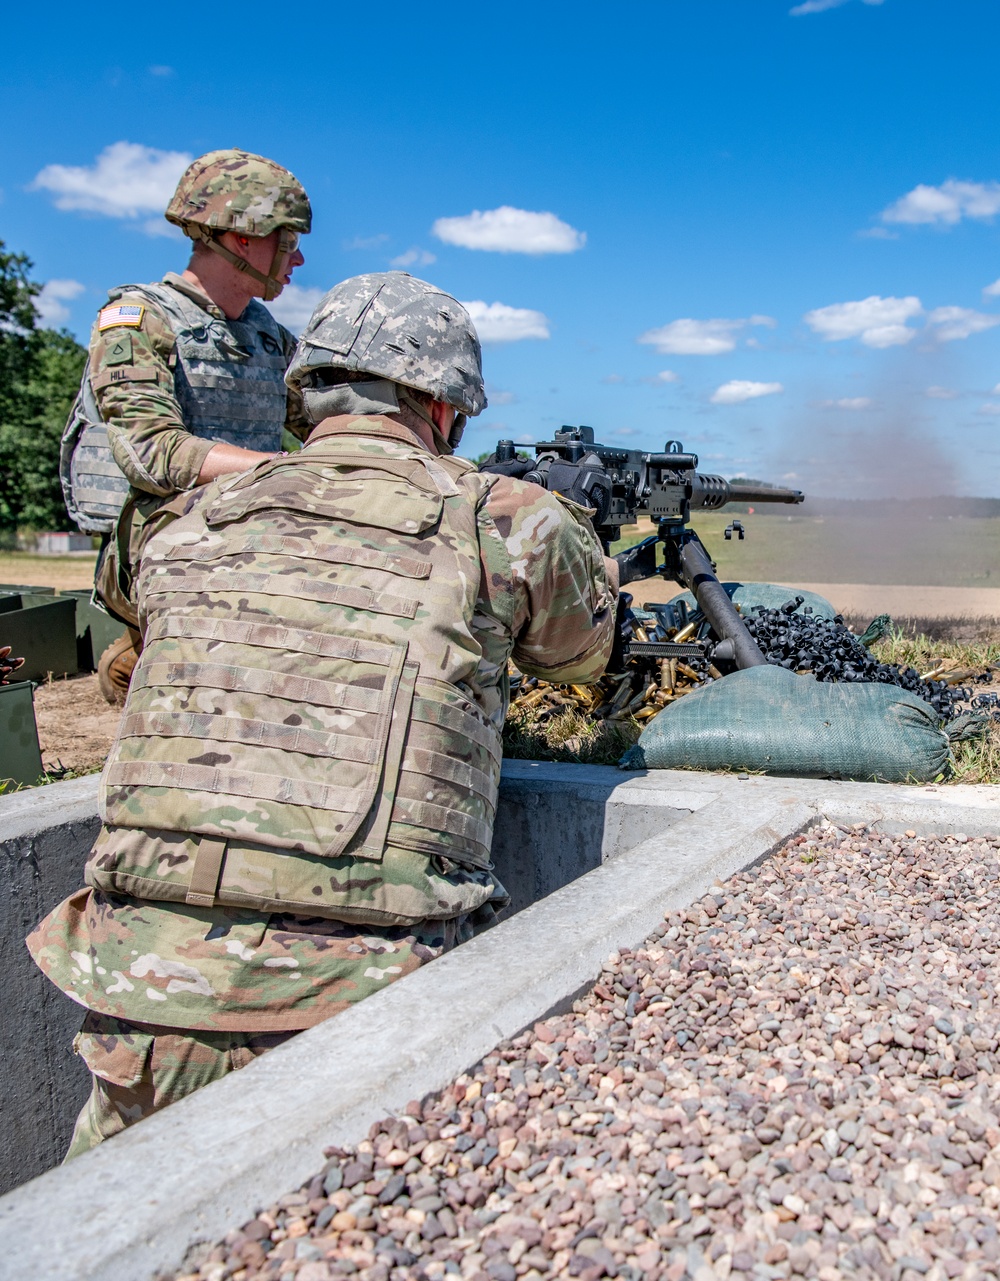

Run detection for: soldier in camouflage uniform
[[77, 148, 312, 699], [28, 272, 618, 1155]]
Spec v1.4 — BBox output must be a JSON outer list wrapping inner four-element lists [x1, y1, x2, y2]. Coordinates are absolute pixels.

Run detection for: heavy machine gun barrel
[[689, 476, 804, 510], [491, 426, 805, 673]]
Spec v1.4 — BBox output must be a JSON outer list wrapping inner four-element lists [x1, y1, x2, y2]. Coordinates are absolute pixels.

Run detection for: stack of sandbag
[[620, 665, 952, 784]]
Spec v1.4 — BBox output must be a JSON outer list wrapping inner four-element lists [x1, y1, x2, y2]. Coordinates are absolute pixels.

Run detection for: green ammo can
[[0, 598, 79, 683], [0, 681, 43, 787]]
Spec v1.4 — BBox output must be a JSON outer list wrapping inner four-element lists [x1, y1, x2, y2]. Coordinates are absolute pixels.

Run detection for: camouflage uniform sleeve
[[90, 295, 216, 497], [279, 323, 310, 445], [480, 476, 616, 682]]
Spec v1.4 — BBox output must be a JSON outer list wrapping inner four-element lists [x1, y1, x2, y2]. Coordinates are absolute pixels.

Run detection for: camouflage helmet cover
[[165, 148, 312, 237], [286, 272, 486, 418]]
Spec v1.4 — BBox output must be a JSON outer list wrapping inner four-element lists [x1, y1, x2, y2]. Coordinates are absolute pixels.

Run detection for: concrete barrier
[[0, 764, 705, 1194], [0, 775, 102, 1193], [1, 766, 997, 1280]]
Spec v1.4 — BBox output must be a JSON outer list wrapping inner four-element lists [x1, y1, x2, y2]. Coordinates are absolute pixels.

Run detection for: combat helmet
[[285, 272, 486, 447], [165, 148, 311, 301]]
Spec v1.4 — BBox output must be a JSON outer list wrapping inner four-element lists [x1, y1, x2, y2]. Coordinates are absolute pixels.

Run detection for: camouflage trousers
[[66, 1012, 296, 1160]]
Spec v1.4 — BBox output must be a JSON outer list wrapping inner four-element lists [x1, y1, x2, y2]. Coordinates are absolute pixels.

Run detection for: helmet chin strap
[[396, 391, 453, 458], [188, 226, 287, 302]]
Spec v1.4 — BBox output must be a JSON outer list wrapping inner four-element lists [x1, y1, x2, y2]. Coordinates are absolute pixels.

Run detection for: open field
[[613, 512, 1000, 590]]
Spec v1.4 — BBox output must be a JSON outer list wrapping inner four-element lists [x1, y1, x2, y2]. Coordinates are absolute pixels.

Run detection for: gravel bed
[[170, 825, 1000, 1281]]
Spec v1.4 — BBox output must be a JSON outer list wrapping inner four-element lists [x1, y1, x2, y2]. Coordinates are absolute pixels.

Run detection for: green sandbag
[[668, 581, 838, 621], [620, 665, 950, 783]]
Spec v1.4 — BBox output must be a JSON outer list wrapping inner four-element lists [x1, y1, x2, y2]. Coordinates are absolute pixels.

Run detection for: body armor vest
[[90, 420, 501, 920], [61, 281, 288, 532]]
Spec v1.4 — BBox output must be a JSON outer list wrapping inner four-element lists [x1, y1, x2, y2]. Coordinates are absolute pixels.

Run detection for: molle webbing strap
[[411, 696, 502, 766], [392, 794, 494, 857], [73, 487, 131, 505], [185, 836, 228, 908], [142, 571, 419, 619], [401, 746, 498, 806], [135, 662, 385, 715], [388, 821, 491, 869], [160, 535, 432, 579], [120, 711, 379, 764], [359, 661, 418, 860], [145, 614, 400, 665], [105, 760, 363, 815], [74, 459, 127, 479]]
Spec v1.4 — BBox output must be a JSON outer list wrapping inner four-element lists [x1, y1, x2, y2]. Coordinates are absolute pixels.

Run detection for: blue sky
[[4, 0, 1000, 496]]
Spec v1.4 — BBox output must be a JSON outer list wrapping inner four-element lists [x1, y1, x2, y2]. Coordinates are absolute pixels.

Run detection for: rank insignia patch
[[97, 304, 145, 331]]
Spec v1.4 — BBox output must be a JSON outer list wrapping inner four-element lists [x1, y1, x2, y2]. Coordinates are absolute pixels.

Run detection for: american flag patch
[[98, 304, 145, 331]]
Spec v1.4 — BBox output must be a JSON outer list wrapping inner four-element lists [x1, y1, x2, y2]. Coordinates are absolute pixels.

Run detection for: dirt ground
[[32, 673, 121, 777], [636, 578, 1000, 634]]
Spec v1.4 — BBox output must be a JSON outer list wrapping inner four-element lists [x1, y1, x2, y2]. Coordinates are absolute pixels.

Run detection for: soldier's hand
[[478, 451, 534, 479], [0, 646, 25, 685], [544, 459, 613, 524]]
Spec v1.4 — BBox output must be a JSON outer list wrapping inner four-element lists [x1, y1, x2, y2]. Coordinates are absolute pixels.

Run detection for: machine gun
[[490, 426, 804, 671]]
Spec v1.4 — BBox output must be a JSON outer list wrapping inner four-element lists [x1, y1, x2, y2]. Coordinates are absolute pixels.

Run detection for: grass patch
[[502, 704, 640, 766], [951, 721, 1000, 785], [0, 764, 101, 795], [870, 627, 1000, 675]]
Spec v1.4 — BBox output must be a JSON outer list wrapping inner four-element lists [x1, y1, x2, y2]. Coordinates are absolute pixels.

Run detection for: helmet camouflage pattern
[[165, 148, 311, 238], [286, 272, 486, 418]]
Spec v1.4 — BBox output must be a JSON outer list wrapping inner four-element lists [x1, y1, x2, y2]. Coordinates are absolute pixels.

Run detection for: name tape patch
[[98, 304, 145, 332]]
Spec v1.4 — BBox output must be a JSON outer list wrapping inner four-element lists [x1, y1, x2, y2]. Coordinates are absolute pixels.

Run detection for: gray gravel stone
[[169, 825, 1000, 1281]]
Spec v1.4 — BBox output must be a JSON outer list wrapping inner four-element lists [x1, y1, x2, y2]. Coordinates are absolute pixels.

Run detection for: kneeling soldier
[[29, 272, 618, 1154]]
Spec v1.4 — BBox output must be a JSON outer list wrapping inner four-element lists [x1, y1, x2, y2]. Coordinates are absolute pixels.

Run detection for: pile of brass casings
[[510, 652, 712, 729]]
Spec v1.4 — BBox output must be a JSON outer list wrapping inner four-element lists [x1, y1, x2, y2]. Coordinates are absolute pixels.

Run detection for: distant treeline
[[725, 482, 1000, 518], [0, 241, 86, 536], [802, 497, 1000, 518]]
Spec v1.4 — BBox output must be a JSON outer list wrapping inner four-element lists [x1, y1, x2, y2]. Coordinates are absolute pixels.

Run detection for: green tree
[[0, 241, 87, 534]]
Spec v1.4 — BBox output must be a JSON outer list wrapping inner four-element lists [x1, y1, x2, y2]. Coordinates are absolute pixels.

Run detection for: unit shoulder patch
[[98, 304, 145, 332]]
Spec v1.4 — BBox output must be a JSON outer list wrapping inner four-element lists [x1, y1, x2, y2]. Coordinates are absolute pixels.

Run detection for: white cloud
[[978, 403, 1000, 416], [804, 295, 922, 347], [637, 315, 775, 356], [881, 180, 1000, 227], [389, 247, 437, 268], [34, 279, 85, 326], [984, 278, 1000, 298], [790, 0, 848, 13], [140, 217, 184, 240], [819, 396, 873, 410], [149, 65, 174, 77], [602, 374, 625, 384], [32, 142, 192, 223], [433, 206, 585, 255], [264, 285, 325, 335], [790, 0, 882, 13], [462, 301, 550, 343], [994, 384, 1000, 394], [344, 234, 389, 250], [486, 385, 516, 405], [857, 226, 899, 240], [926, 385, 959, 400], [710, 380, 784, 405], [925, 306, 1000, 342], [654, 369, 679, 383]]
